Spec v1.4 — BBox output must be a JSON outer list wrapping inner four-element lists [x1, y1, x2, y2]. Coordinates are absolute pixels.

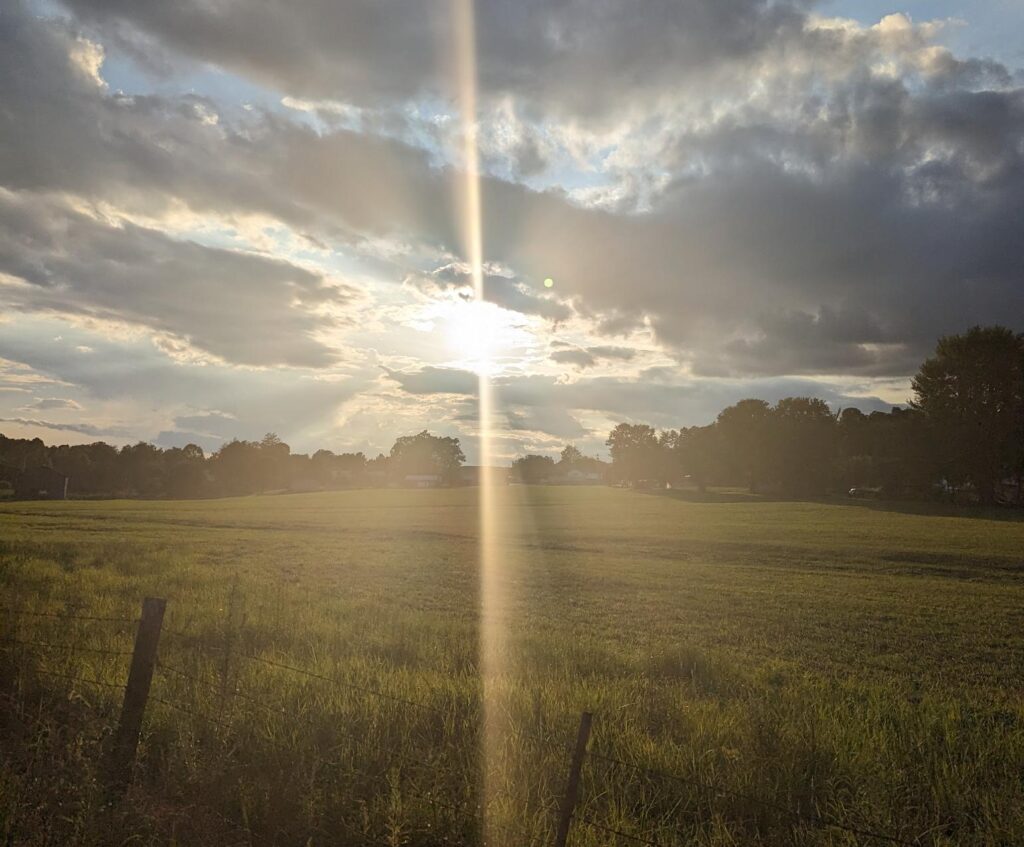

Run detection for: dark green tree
[[259, 433, 291, 490], [716, 399, 772, 491], [912, 326, 1024, 503], [389, 431, 465, 484], [165, 443, 208, 497], [673, 425, 721, 492], [558, 444, 584, 468], [512, 454, 556, 483], [605, 423, 662, 485], [771, 397, 837, 495]]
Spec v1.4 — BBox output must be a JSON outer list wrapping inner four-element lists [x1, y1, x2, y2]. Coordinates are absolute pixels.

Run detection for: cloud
[[550, 348, 596, 368], [154, 430, 223, 453], [6, 2, 1022, 381], [0, 417, 130, 437], [1, 0, 1022, 456], [421, 266, 573, 322], [0, 191, 352, 367], [55, 0, 809, 119], [388, 365, 895, 430], [19, 397, 83, 411], [504, 406, 588, 439], [0, 317, 374, 451], [550, 343, 637, 369], [385, 366, 477, 396], [171, 411, 239, 438]]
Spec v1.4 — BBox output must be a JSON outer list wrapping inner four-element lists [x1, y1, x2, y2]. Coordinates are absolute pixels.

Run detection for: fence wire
[[148, 694, 231, 729], [2, 600, 926, 847], [1, 636, 133, 657], [0, 606, 137, 624], [32, 666, 126, 691], [586, 748, 921, 846], [242, 651, 444, 715]]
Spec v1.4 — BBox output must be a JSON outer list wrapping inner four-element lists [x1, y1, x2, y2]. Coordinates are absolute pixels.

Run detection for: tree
[[558, 444, 584, 468], [211, 439, 262, 495], [310, 449, 337, 486], [165, 444, 208, 497], [335, 452, 367, 486], [771, 398, 837, 495], [259, 432, 291, 490], [119, 442, 165, 496], [389, 431, 465, 484], [912, 326, 1024, 503], [606, 423, 662, 485], [673, 425, 721, 492], [716, 399, 772, 491], [512, 454, 556, 483]]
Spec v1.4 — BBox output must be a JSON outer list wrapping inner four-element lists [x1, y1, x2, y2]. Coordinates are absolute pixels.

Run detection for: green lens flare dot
[[544, 277, 554, 288]]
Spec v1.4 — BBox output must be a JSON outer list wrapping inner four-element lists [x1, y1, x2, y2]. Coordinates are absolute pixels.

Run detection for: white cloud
[[0, 0, 1020, 452]]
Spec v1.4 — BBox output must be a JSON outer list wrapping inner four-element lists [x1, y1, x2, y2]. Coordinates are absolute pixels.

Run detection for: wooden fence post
[[110, 596, 166, 787], [219, 575, 242, 718], [554, 711, 593, 847]]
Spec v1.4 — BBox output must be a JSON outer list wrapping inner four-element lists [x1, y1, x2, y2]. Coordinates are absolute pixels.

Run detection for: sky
[[0, 0, 1022, 462]]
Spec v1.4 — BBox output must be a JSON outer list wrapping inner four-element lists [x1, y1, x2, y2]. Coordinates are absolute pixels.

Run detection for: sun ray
[[451, 0, 505, 842]]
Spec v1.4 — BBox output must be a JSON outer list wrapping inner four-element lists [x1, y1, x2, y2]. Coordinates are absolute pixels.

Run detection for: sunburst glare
[[441, 298, 528, 375]]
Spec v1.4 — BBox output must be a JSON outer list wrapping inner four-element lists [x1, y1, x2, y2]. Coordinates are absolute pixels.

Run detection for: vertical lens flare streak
[[452, 0, 503, 842]]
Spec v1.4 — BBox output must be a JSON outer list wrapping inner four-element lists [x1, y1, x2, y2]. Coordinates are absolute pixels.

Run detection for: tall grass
[[2, 488, 1024, 844]]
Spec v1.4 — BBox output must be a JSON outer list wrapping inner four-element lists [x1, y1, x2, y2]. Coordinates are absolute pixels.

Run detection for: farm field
[[2, 486, 1024, 845]]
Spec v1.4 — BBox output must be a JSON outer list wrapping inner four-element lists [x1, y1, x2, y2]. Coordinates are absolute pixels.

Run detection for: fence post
[[219, 575, 242, 718], [554, 711, 593, 847], [110, 596, 166, 788]]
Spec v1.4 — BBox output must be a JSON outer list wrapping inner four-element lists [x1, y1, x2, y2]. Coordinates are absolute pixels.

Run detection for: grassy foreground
[[2, 487, 1024, 845]]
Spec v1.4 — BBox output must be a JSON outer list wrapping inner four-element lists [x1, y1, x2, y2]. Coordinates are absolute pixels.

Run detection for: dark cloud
[[0, 192, 350, 367], [385, 366, 477, 396], [1, 0, 1022, 449], [504, 407, 586, 439], [419, 266, 572, 322], [388, 365, 895, 429], [0, 3, 453, 249], [589, 346, 636, 360], [55, 0, 809, 119], [550, 348, 596, 368], [154, 430, 222, 453], [171, 412, 240, 438], [0, 417, 130, 437], [0, 322, 371, 450], [550, 343, 637, 369], [18, 397, 83, 411]]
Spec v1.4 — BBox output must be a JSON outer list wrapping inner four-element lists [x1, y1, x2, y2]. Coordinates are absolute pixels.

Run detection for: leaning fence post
[[110, 596, 166, 787], [554, 711, 593, 847]]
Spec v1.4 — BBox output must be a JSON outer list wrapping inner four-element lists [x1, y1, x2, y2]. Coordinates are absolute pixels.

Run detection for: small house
[[563, 469, 603, 484], [404, 473, 442, 488]]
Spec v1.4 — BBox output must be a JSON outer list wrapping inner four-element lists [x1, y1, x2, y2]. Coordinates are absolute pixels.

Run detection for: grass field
[[2, 486, 1024, 845]]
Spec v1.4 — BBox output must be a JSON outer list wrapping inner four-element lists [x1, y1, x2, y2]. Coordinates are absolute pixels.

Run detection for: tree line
[[1, 327, 1021, 504], [0, 430, 469, 499], [604, 326, 1024, 504]]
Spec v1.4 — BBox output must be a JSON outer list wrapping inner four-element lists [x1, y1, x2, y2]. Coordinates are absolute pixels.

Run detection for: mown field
[[2, 486, 1024, 846]]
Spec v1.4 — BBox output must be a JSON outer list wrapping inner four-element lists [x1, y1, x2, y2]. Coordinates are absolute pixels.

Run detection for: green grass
[[2, 487, 1024, 845]]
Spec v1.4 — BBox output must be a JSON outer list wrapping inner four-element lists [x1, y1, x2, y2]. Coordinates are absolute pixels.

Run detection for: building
[[563, 468, 603, 484], [404, 473, 442, 488]]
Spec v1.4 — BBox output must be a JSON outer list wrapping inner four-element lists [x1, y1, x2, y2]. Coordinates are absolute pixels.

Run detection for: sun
[[442, 298, 521, 375]]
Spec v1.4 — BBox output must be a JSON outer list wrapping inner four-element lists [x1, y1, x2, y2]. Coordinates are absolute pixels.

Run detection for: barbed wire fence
[[0, 596, 930, 846]]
